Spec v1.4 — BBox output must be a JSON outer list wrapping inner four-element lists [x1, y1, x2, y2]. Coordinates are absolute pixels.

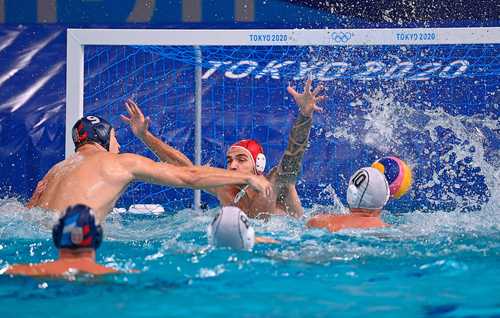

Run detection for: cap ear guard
[[52, 219, 62, 249], [348, 169, 369, 209], [90, 117, 111, 151], [255, 153, 266, 174], [93, 225, 103, 249]]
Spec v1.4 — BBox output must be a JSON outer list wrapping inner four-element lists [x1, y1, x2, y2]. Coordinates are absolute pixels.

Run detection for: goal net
[[67, 28, 500, 213]]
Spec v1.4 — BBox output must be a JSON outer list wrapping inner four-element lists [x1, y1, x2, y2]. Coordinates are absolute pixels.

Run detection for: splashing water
[[327, 87, 499, 213]]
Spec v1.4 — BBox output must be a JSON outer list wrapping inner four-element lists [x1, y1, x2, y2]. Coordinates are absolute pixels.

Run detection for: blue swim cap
[[72, 116, 112, 151], [52, 204, 103, 250]]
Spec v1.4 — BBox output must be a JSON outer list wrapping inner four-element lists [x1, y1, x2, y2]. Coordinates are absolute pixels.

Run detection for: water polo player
[[307, 167, 391, 232], [122, 79, 325, 219], [207, 206, 278, 250], [5, 204, 119, 277], [27, 115, 272, 222]]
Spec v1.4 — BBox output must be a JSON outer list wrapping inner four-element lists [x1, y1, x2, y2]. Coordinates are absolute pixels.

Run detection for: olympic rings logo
[[330, 31, 353, 43]]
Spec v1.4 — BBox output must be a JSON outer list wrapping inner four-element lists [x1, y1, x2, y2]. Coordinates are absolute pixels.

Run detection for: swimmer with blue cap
[[307, 167, 390, 232], [5, 204, 121, 277], [27, 111, 272, 223]]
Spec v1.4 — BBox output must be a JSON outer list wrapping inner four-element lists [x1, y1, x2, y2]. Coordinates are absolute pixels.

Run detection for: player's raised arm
[[121, 99, 193, 167], [272, 79, 326, 217], [275, 79, 325, 183]]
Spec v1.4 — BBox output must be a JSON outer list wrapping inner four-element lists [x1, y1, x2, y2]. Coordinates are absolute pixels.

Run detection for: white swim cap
[[347, 167, 390, 210], [207, 206, 255, 250]]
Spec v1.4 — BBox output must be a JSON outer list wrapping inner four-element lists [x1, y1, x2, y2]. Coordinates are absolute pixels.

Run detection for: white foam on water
[[0, 197, 498, 266], [0, 196, 56, 239]]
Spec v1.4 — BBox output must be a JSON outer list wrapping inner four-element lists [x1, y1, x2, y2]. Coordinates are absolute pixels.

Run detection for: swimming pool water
[[0, 198, 499, 318]]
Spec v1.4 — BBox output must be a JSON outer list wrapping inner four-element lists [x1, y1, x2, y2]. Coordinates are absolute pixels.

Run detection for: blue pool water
[[0, 198, 499, 318]]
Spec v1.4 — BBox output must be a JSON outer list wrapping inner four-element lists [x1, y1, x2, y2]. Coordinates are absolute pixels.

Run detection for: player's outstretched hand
[[287, 79, 327, 117], [121, 99, 151, 139]]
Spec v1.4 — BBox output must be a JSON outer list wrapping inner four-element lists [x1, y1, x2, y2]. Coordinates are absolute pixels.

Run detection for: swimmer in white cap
[[307, 167, 390, 232], [207, 206, 277, 250], [123, 79, 325, 219]]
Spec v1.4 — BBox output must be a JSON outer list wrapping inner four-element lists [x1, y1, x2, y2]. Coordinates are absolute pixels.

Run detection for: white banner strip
[[69, 27, 500, 46]]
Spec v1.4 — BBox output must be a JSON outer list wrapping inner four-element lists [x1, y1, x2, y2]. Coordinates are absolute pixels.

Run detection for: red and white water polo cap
[[228, 139, 266, 174]]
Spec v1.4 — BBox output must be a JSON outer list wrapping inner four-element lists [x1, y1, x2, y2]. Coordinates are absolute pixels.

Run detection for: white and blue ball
[[207, 206, 255, 250]]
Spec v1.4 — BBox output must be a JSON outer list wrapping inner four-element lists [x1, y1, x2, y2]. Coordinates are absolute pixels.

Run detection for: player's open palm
[[287, 79, 326, 117], [121, 99, 150, 138]]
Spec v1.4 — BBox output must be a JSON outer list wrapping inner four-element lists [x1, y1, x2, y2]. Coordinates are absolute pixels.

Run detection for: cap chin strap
[[233, 185, 249, 204]]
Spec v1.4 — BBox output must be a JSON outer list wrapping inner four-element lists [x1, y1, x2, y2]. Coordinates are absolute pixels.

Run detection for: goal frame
[[65, 27, 499, 209]]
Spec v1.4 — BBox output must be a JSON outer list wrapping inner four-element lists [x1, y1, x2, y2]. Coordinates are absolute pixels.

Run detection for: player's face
[[108, 129, 120, 154], [226, 148, 255, 175]]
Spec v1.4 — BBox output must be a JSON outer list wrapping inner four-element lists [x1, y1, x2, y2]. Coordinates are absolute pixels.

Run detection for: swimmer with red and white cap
[[307, 167, 391, 232], [123, 79, 325, 219]]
